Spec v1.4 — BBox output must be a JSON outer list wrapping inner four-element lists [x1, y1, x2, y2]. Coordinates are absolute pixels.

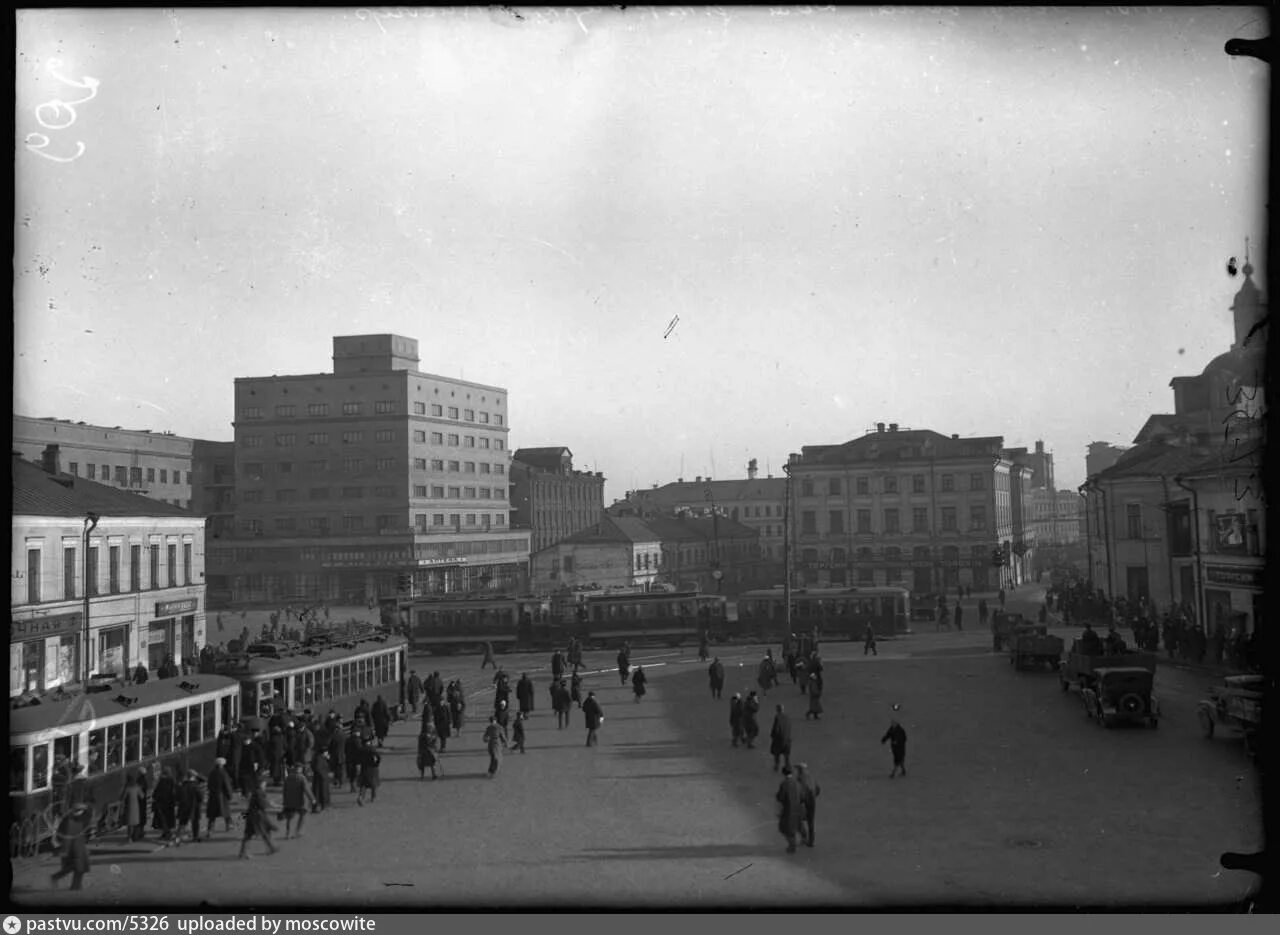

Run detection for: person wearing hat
[[708, 656, 725, 699], [356, 739, 381, 806], [516, 672, 535, 717], [795, 763, 821, 848], [881, 705, 908, 778], [482, 715, 507, 777], [511, 710, 527, 754], [51, 801, 93, 889], [631, 665, 647, 703], [769, 703, 793, 773], [281, 763, 316, 837], [805, 671, 824, 721], [121, 770, 147, 842], [206, 757, 235, 835], [582, 690, 604, 747], [729, 692, 745, 748], [775, 766, 802, 854], [742, 690, 761, 749], [178, 768, 207, 844], [238, 773, 279, 859], [417, 722, 441, 780], [407, 669, 424, 715], [552, 679, 571, 729]]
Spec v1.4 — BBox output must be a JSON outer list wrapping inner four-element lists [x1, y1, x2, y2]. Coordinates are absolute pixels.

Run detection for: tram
[[383, 589, 729, 654], [735, 586, 912, 641]]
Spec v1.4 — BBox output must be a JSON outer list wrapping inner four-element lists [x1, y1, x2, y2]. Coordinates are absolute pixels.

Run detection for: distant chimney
[[41, 444, 61, 476], [678, 478, 684, 483], [747, 458, 758, 480], [1035, 440, 1044, 453], [951, 434, 959, 440], [889, 423, 898, 432], [876, 422, 886, 433], [695, 476, 702, 483]]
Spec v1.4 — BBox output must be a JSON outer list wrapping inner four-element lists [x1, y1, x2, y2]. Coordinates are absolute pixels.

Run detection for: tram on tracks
[[382, 589, 730, 654], [735, 586, 912, 641], [10, 631, 408, 857]]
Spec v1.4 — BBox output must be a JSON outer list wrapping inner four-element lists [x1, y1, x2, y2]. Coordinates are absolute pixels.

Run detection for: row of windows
[[244, 485, 451, 503], [800, 506, 988, 535], [243, 460, 507, 478], [67, 464, 191, 486], [413, 485, 503, 500], [25, 542, 193, 605], [412, 432, 504, 450], [798, 473, 988, 497], [243, 430, 510, 449], [240, 513, 509, 534], [241, 403, 504, 426], [282, 653, 396, 711], [801, 545, 989, 562]]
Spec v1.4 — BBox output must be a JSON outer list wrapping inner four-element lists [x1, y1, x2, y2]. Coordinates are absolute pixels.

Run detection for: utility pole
[[82, 512, 99, 683], [783, 459, 793, 636]]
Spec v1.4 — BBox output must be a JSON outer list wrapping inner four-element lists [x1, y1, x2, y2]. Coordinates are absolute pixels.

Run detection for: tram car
[[567, 589, 729, 648], [735, 586, 912, 642]]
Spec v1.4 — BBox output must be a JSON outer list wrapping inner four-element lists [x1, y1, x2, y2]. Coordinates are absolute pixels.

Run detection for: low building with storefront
[[11, 451, 208, 700], [529, 516, 662, 592]]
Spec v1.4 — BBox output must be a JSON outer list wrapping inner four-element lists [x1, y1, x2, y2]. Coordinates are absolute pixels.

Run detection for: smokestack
[[876, 422, 886, 433], [1035, 440, 1044, 453], [747, 458, 758, 480], [41, 444, 61, 476], [889, 423, 899, 432]]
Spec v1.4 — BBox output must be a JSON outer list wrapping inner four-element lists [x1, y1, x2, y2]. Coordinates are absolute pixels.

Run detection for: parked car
[[1198, 674, 1264, 756], [1081, 666, 1159, 729]]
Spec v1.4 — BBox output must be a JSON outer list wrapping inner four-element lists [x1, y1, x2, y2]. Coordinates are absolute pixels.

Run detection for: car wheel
[[1198, 708, 1215, 739]]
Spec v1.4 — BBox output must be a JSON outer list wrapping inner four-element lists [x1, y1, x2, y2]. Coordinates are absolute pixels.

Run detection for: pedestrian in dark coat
[[344, 731, 362, 792], [729, 693, 745, 747], [551, 650, 565, 681], [50, 802, 92, 889], [407, 671, 424, 714], [371, 696, 391, 747], [743, 690, 761, 748], [434, 700, 453, 751], [631, 666, 647, 702], [582, 691, 604, 747], [281, 764, 316, 837], [417, 725, 440, 780], [516, 673, 535, 716], [881, 706, 907, 778], [757, 655, 776, 696], [483, 716, 507, 776], [481, 641, 496, 670], [268, 726, 287, 784], [978, 599, 989, 625], [953, 603, 963, 631], [617, 649, 630, 685], [570, 672, 583, 708], [775, 768, 802, 854], [698, 631, 710, 662], [356, 743, 381, 805], [238, 776, 278, 859], [863, 623, 877, 656], [448, 680, 466, 734], [238, 732, 262, 795], [708, 657, 725, 699], [495, 699, 511, 731], [426, 672, 445, 710], [512, 711, 527, 753], [553, 680, 571, 729], [805, 672, 824, 720], [178, 769, 206, 843], [152, 767, 179, 843], [493, 669, 511, 708], [133, 662, 149, 685], [228, 728, 245, 792], [121, 771, 147, 841], [310, 750, 331, 810], [328, 728, 346, 787], [795, 763, 820, 847], [769, 704, 793, 773]]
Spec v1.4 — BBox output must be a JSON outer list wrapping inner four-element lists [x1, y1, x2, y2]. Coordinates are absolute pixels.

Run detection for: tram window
[[158, 712, 173, 755], [10, 747, 27, 793], [188, 705, 203, 744], [174, 707, 188, 749], [203, 701, 216, 740], [107, 724, 123, 770], [125, 720, 141, 765], [141, 717, 157, 758], [31, 744, 50, 791], [87, 731, 104, 776], [324, 666, 334, 700], [293, 676, 304, 710]]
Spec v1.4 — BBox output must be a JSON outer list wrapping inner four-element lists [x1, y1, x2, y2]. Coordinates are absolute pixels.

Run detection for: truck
[[991, 611, 1026, 652], [1197, 674, 1264, 756], [1009, 623, 1064, 671], [1060, 641, 1160, 729]]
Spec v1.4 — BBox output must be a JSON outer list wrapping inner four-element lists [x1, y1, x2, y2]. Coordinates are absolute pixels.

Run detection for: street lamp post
[[82, 512, 99, 683]]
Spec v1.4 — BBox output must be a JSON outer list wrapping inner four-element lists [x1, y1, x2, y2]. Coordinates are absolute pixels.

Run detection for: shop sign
[[11, 612, 82, 642], [155, 598, 198, 617], [417, 557, 469, 567], [1204, 564, 1264, 589]]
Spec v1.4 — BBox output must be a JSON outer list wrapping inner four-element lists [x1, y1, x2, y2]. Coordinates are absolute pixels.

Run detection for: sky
[[14, 6, 1269, 504]]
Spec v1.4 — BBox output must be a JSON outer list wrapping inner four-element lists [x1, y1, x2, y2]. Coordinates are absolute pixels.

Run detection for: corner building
[[208, 335, 530, 604], [787, 423, 1027, 594]]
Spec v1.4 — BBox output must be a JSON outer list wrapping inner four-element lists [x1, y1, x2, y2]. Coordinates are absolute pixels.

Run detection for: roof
[[11, 674, 242, 736], [11, 457, 196, 519], [1091, 441, 1216, 483], [798, 429, 1005, 466], [513, 447, 572, 470], [609, 477, 786, 513], [555, 515, 659, 546], [639, 515, 759, 543]]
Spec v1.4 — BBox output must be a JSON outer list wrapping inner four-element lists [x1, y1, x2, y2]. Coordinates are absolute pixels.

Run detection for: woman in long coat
[[371, 696, 391, 747], [742, 691, 761, 749], [344, 731, 363, 792], [775, 769, 802, 853], [433, 699, 453, 752], [206, 757, 235, 833], [448, 681, 466, 735], [631, 666, 647, 702], [805, 672, 823, 720], [617, 648, 630, 685], [51, 802, 92, 889], [310, 749, 331, 811], [238, 775, 278, 859], [416, 725, 440, 780], [356, 742, 381, 805], [151, 766, 179, 843], [121, 771, 147, 841]]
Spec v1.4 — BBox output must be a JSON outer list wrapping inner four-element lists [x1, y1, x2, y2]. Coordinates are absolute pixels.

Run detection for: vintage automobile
[[1059, 640, 1158, 693], [1198, 674, 1264, 756], [991, 611, 1026, 651], [1080, 666, 1160, 728], [1009, 623, 1065, 671]]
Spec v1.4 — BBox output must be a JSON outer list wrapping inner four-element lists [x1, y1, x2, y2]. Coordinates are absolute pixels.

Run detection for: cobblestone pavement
[[10, 588, 1262, 908]]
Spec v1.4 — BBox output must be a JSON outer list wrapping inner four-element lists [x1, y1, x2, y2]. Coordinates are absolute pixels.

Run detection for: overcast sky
[[14, 6, 1268, 502]]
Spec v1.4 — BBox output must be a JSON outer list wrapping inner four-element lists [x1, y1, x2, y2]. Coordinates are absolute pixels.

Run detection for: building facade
[[641, 515, 763, 595], [785, 423, 1031, 595], [529, 517, 662, 592], [207, 334, 530, 605], [509, 447, 606, 553], [12, 415, 197, 510], [12, 451, 208, 699]]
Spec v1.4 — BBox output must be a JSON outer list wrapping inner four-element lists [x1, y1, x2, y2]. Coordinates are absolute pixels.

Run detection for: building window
[[884, 509, 899, 533], [87, 464, 96, 480], [969, 506, 986, 530], [1126, 503, 1143, 540], [413, 402, 426, 415], [494, 464, 505, 475], [941, 474, 954, 492], [376, 515, 396, 531], [415, 514, 428, 532], [970, 473, 985, 491], [242, 490, 263, 503], [308, 460, 328, 472], [941, 507, 957, 531], [857, 509, 872, 533], [342, 515, 364, 531], [801, 511, 817, 534], [130, 545, 141, 591], [309, 488, 329, 501], [129, 466, 142, 485], [375, 430, 395, 443], [464, 409, 475, 421], [308, 403, 329, 416], [829, 510, 844, 534], [449, 514, 461, 527], [447, 461, 460, 472], [342, 402, 362, 416], [495, 514, 505, 526], [433, 460, 446, 471], [374, 457, 393, 471], [342, 431, 363, 445], [275, 405, 296, 417], [480, 412, 490, 424], [800, 479, 814, 497], [827, 478, 841, 496], [464, 487, 477, 499], [183, 543, 192, 585], [108, 545, 120, 594], [431, 404, 443, 416], [432, 485, 445, 497], [278, 462, 293, 474], [146, 467, 155, 483], [276, 489, 298, 503], [912, 507, 928, 532], [413, 458, 428, 470], [495, 415, 504, 426], [447, 434, 459, 446], [166, 544, 177, 587], [341, 487, 364, 499], [448, 486, 461, 498], [243, 435, 263, 449], [241, 406, 263, 420], [414, 431, 427, 443], [448, 407, 459, 419], [243, 463, 264, 480], [465, 436, 475, 448], [342, 458, 363, 472], [374, 485, 395, 498], [375, 400, 396, 414], [158, 469, 168, 484], [882, 475, 897, 494], [495, 440, 505, 451], [307, 432, 328, 445], [464, 462, 476, 473], [275, 434, 296, 447], [149, 545, 160, 590], [414, 485, 428, 498], [465, 514, 476, 526], [913, 474, 925, 494], [856, 477, 869, 495], [63, 546, 77, 599], [432, 514, 445, 526], [480, 438, 490, 449], [86, 546, 99, 596], [480, 463, 491, 474]]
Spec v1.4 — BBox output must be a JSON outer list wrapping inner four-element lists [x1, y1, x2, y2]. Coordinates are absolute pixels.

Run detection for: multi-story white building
[[12, 449, 208, 698]]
